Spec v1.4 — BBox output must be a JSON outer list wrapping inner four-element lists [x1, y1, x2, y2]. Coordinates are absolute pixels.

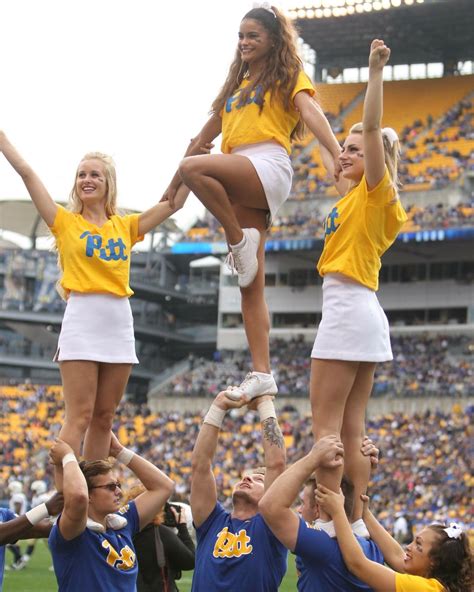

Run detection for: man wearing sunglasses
[[48, 432, 174, 591]]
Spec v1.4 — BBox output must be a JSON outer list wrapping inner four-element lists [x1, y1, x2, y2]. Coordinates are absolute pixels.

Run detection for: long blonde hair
[[349, 122, 401, 191], [69, 152, 118, 217], [211, 6, 307, 141], [55, 152, 118, 300]]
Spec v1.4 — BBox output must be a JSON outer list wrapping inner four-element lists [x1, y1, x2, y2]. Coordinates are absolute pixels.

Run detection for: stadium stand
[[159, 334, 473, 399]]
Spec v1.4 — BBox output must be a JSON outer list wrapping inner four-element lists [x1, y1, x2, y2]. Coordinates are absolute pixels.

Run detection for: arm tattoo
[[262, 418, 284, 449]]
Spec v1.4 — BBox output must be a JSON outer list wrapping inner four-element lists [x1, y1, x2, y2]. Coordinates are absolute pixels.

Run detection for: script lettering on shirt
[[212, 526, 253, 558], [324, 207, 340, 236], [225, 85, 264, 113], [80, 231, 128, 261], [101, 539, 136, 570]]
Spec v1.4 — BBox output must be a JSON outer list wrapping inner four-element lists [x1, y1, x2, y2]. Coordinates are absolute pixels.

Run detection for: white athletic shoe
[[351, 518, 370, 539], [225, 371, 278, 401], [226, 228, 260, 288], [314, 519, 336, 538]]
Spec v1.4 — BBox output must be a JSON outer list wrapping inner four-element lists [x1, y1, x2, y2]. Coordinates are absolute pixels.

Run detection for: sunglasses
[[90, 481, 122, 492]]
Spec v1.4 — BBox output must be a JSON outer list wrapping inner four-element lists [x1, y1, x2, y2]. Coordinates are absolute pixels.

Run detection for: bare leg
[[233, 204, 270, 373], [341, 362, 376, 522], [310, 358, 359, 521], [178, 154, 268, 245], [82, 363, 132, 460], [59, 361, 99, 456]]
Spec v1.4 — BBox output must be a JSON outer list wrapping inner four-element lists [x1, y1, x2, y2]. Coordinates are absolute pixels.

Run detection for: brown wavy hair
[[211, 6, 306, 141], [79, 459, 114, 489], [426, 524, 472, 592]]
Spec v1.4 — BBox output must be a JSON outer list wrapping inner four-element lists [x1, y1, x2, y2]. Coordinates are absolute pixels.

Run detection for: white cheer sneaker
[[226, 228, 260, 288], [225, 371, 278, 401]]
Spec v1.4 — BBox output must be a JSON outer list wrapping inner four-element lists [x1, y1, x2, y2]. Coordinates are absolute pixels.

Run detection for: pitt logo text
[[213, 527, 253, 558]]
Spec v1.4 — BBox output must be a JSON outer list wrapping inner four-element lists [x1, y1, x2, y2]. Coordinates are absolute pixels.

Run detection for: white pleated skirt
[[54, 292, 139, 364], [311, 274, 393, 362], [232, 141, 293, 221]]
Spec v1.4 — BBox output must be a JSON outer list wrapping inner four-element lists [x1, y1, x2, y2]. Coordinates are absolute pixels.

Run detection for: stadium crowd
[[163, 334, 473, 398], [180, 199, 474, 243], [0, 383, 472, 536]]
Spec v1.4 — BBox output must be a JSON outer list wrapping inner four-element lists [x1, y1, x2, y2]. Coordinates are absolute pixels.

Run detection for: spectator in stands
[[0, 131, 190, 461], [316, 485, 472, 592], [190, 391, 288, 591], [260, 440, 384, 592], [126, 486, 195, 592], [162, 5, 341, 400], [0, 491, 63, 588], [311, 40, 407, 538], [48, 432, 174, 592]]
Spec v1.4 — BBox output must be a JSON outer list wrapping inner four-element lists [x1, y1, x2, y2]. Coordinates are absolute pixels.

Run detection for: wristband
[[203, 404, 226, 429], [62, 453, 77, 468], [116, 447, 135, 466], [25, 503, 49, 525], [258, 399, 277, 422]]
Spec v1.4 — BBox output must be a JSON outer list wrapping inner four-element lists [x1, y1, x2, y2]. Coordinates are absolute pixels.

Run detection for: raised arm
[[362, 497, 406, 572], [249, 395, 286, 491], [316, 484, 397, 592], [362, 39, 391, 190], [109, 432, 174, 531], [0, 492, 63, 545], [162, 114, 222, 207], [49, 439, 89, 541], [294, 93, 341, 162], [259, 436, 344, 551], [0, 131, 57, 226], [191, 392, 246, 527], [138, 183, 191, 235]]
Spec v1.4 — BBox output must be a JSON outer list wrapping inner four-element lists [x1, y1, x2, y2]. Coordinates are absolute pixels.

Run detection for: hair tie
[[443, 522, 463, 540], [260, 2, 277, 17], [382, 127, 399, 147]]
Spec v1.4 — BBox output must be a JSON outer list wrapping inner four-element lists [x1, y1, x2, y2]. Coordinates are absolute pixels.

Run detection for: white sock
[[315, 519, 336, 538], [230, 234, 246, 250], [351, 518, 370, 539]]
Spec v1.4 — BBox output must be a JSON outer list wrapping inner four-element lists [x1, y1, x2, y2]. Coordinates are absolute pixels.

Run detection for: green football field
[[3, 541, 298, 591]]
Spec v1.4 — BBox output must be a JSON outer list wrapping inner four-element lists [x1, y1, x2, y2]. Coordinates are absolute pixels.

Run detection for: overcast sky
[[0, 0, 296, 236]]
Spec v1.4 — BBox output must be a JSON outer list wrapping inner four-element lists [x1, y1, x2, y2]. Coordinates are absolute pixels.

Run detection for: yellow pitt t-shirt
[[396, 573, 444, 592], [221, 70, 315, 155], [50, 206, 143, 298], [317, 168, 407, 291]]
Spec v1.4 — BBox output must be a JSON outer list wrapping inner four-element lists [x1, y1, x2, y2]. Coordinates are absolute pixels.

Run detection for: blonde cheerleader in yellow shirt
[[310, 40, 407, 535], [162, 5, 341, 401], [0, 131, 189, 460], [316, 485, 472, 592]]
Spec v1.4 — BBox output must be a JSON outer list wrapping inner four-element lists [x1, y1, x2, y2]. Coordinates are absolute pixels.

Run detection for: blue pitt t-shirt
[[192, 503, 287, 592], [295, 518, 383, 591], [0, 508, 17, 591], [49, 501, 140, 592]]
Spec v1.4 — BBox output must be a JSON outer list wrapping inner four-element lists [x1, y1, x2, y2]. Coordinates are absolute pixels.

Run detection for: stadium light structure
[[286, 0, 429, 19]]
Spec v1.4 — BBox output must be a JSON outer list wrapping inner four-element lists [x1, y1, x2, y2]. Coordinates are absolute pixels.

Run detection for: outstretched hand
[[108, 431, 124, 458], [49, 439, 74, 466], [315, 484, 345, 517], [361, 436, 379, 468], [215, 391, 249, 411], [310, 435, 344, 469], [369, 39, 391, 70], [160, 184, 179, 209]]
